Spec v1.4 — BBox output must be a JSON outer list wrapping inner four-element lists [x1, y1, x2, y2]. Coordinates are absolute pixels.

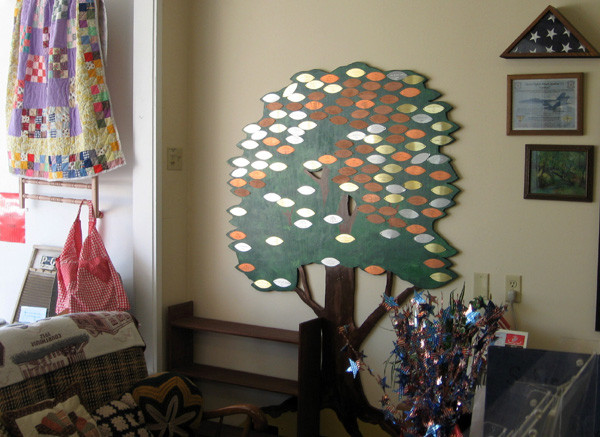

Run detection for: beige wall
[[162, 0, 600, 427]]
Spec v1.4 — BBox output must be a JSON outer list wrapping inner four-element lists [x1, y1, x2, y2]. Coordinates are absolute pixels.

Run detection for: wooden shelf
[[167, 301, 322, 436], [170, 317, 300, 345], [167, 301, 300, 396], [173, 363, 298, 396]]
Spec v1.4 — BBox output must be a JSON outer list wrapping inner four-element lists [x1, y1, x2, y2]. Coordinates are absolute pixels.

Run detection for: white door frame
[[132, 0, 162, 372]]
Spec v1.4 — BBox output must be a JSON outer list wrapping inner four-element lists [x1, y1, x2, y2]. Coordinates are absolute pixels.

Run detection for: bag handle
[[77, 200, 97, 231]]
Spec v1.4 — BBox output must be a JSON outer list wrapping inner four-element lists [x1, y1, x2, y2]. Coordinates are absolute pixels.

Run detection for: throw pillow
[[131, 372, 203, 437], [3, 388, 101, 437], [93, 393, 150, 437]]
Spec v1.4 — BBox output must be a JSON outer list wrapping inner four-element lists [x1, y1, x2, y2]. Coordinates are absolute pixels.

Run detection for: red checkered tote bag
[[55, 201, 130, 314]]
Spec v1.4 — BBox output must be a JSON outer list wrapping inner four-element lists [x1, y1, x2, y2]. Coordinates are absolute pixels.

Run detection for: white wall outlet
[[505, 275, 522, 303]]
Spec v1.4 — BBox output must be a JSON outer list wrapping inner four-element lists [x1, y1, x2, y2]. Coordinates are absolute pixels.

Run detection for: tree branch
[[352, 273, 418, 348], [304, 167, 330, 205], [304, 168, 320, 183], [294, 265, 325, 317], [337, 194, 357, 234]]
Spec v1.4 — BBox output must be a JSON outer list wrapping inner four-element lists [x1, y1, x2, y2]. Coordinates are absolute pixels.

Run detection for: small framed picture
[[524, 144, 593, 202], [507, 73, 583, 135]]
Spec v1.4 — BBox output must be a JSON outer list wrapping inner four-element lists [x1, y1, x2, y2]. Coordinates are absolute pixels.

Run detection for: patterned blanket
[[6, 0, 125, 180], [0, 312, 145, 388]]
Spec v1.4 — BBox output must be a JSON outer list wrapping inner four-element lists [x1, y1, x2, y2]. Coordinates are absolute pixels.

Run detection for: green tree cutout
[[227, 62, 459, 435]]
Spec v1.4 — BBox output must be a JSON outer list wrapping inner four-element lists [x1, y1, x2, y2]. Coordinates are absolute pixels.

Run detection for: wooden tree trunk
[[319, 265, 401, 437]]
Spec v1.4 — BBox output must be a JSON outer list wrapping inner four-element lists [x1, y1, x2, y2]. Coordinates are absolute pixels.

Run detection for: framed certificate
[[507, 73, 583, 135]]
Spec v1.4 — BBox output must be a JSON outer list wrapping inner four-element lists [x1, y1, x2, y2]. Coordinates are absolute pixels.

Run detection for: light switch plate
[[474, 273, 490, 299], [167, 147, 183, 171]]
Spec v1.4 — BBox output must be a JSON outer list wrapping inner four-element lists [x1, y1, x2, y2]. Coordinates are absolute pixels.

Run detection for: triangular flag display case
[[502, 5, 599, 58]]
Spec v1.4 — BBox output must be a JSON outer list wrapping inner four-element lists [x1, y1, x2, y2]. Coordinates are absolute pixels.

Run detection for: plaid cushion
[[0, 374, 51, 412], [0, 346, 147, 431], [45, 347, 148, 411]]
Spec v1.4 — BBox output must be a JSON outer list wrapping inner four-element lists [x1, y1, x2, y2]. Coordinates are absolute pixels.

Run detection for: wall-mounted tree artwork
[[227, 62, 459, 435]]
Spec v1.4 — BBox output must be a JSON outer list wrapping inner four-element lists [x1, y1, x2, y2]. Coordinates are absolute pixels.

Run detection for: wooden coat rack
[[19, 176, 103, 218]]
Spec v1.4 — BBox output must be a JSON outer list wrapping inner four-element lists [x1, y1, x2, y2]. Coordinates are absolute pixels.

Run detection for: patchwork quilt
[[6, 0, 125, 180]]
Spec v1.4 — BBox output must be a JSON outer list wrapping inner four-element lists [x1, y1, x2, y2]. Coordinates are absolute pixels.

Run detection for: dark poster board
[[597, 222, 600, 331], [484, 346, 600, 436]]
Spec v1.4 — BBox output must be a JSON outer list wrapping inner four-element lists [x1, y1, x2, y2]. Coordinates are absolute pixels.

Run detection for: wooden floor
[[196, 410, 391, 437], [196, 421, 279, 437]]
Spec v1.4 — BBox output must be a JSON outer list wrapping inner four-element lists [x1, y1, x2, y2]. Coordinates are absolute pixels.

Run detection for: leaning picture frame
[[507, 73, 583, 135], [524, 144, 593, 202]]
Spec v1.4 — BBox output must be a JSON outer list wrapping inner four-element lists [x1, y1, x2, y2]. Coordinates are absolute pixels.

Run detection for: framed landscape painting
[[524, 144, 593, 202]]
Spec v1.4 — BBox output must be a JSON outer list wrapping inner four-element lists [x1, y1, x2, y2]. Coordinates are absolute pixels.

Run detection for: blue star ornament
[[425, 423, 442, 437], [346, 358, 360, 378], [465, 304, 481, 326], [383, 294, 399, 308], [413, 291, 426, 304], [378, 375, 390, 389]]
